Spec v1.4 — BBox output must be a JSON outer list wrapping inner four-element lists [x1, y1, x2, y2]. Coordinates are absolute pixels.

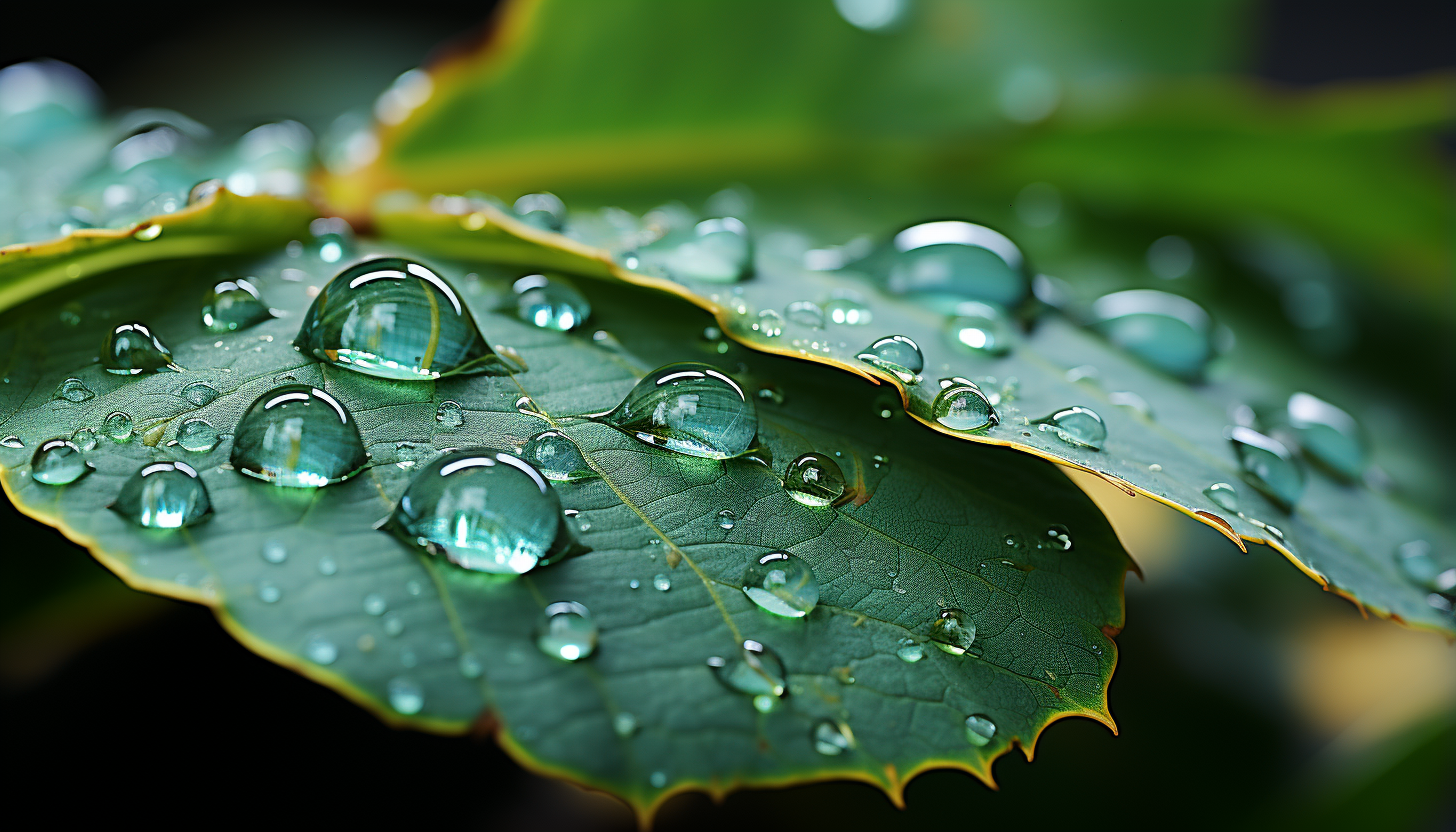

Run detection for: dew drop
[[0, 435, 24, 449], [30, 438, 92, 485], [613, 712, 639, 738], [110, 460, 211, 529], [945, 301, 1012, 357], [317, 556, 338, 576], [824, 296, 872, 326], [1033, 406, 1107, 451], [304, 635, 338, 665], [785, 300, 826, 329], [1090, 289, 1215, 380], [652, 573, 671, 592], [178, 381, 220, 407], [782, 452, 846, 507], [309, 217, 355, 263], [708, 639, 787, 698], [103, 411, 133, 441], [649, 771, 667, 789], [458, 652, 483, 679], [1287, 392, 1365, 480], [1044, 524, 1072, 551], [202, 279, 273, 333], [231, 385, 368, 487], [382, 612, 404, 636], [1203, 482, 1239, 512], [742, 551, 819, 618], [435, 400, 464, 429], [54, 377, 94, 402], [896, 637, 925, 663], [754, 309, 785, 338], [261, 540, 287, 564], [964, 713, 997, 747], [929, 608, 976, 655], [100, 321, 175, 375], [258, 582, 281, 603], [175, 418, 219, 452], [521, 429, 594, 481], [363, 593, 387, 615], [535, 601, 598, 661], [513, 192, 565, 231], [889, 220, 1029, 308], [813, 719, 855, 755], [716, 509, 736, 531], [514, 273, 591, 332], [386, 677, 424, 715], [1228, 426, 1303, 511], [133, 223, 162, 241], [933, 381, 998, 432], [71, 428, 98, 451], [638, 217, 752, 283], [597, 362, 758, 459], [856, 335, 923, 382]]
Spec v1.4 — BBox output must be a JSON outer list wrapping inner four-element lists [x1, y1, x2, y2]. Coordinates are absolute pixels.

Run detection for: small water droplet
[[535, 601, 598, 661], [856, 335, 923, 382], [258, 582, 281, 603], [785, 300, 826, 329], [638, 216, 752, 283], [231, 385, 368, 487], [1228, 426, 1303, 511], [30, 438, 92, 485], [110, 461, 211, 529], [386, 677, 424, 714], [363, 593, 387, 615], [318, 556, 338, 576], [175, 418, 218, 452], [1090, 289, 1215, 380], [649, 771, 667, 789], [652, 573, 671, 592], [781, 452, 847, 507], [742, 551, 819, 618], [933, 381, 998, 432], [708, 639, 787, 698], [513, 273, 591, 331], [1287, 392, 1365, 480], [613, 712, 639, 738], [521, 429, 594, 481], [964, 713, 997, 747], [458, 652, 483, 679], [202, 278, 273, 332], [628, 579, 640, 590], [261, 539, 286, 564], [309, 217, 355, 263], [71, 428, 98, 451], [896, 637, 925, 663], [889, 220, 1029, 308], [435, 400, 465, 429], [717, 509, 736, 530], [54, 377, 95, 402], [754, 309, 785, 338], [103, 411, 133, 441], [929, 608, 976, 655], [824, 296, 872, 326], [1203, 482, 1239, 512], [304, 635, 338, 665], [101, 321, 175, 375], [178, 381, 220, 407], [1394, 540, 1453, 592], [513, 192, 565, 231], [1044, 524, 1072, 551], [597, 362, 758, 459], [133, 223, 162, 241], [945, 301, 1012, 356], [382, 612, 404, 636], [1033, 406, 1107, 451], [812, 719, 855, 755]]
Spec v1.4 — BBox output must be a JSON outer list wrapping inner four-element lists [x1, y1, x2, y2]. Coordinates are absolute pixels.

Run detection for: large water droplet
[[30, 438, 92, 485], [813, 719, 855, 756], [535, 601, 598, 661], [742, 551, 819, 618], [1090, 289, 1215, 381], [176, 418, 219, 452], [945, 301, 1012, 356], [387, 677, 424, 715], [1286, 392, 1365, 480], [514, 274, 590, 332], [521, 429, 594, 482], [110, 461, 211, 529], [783, 452, 846, 507], [929, 608, 975, 655], [54, 377, 94, 402], [294, 257, 505, 380], [1034, 406, 1107, 451], [964, 713, 997, 747], [856, 335, 923, 381], [179, 381, 220, 407], [638, 217, 752, 283], [888, 221, 1029, 309], [896, 638, 925, 663], [231, 385, 368, 487], [384, 448, 564, 575], [598, 362, 758, 459], [1228, 426, 1303, 511], [708, 639, 787, 698], [933, 381, 997, 432], [202, 279, 273, 332], [100, 321, 175, 375], [1204, 482, 1239, 512]]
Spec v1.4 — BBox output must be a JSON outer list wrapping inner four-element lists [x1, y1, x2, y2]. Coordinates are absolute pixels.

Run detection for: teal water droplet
[[363, 593, 387, 615], [71, 428, 97, 450], [175, 418, 218, 452], [521, 429, 594, 481], [230, 385, 368, 487], [435, 400, 464, 428], [933, 381, 997, 432], [179, 381, 220, 406], [945, 301, 1012, 356], [756, 385, 785, 406], [101, 321, 175, 375], [202, 279, 273, 333], [1395, 540, 1439, 588], [708, 639, 787, 698], [535, 601, 598, 661], [1287, 392, 1365, 480], [294, 257, 505, 380], [188, 178, 223, 205], [1034, 406, 1107, 451], [964, 714, 996, 747], [613, 712, 639, 738], [1090, 289, 1215, 381], [755, 309, 784, 338], [1204, 482, 1239, 512], [309, 217, 354, 263], [628, 579, 640, 589], [458, 652, 483, 679], [318, 556, 338, 575], [258, 582, 281, 603], [856, 335, 923, 382], [742, 551, 819, 618], [1, 435, 24, 449], [384, 449, 564, 575], [387, 677, 424, 715], [784, 452, 846, 507], [103, 411, 133, 441], [649, 771, 668, 789], [896, 638, 925, 663], [54, 377, 94, 402], [382, 612, 404, 636], [304, 635, 338, 665], [1228, 426, 1303, 511], [785, 300, 826, 329], [812, 720, 854, 756], [514, 274, 590, 332], [110, 461, 211, 529], [30, 438, 92, 485], [652, 573, 671, 591], [639, 217, 752, 283], [929, 608, 975, 655], [889, 221, 1029, 309], [513, 192, 565, 232], [716, 509, 736, 530], [598, 362, 758, 459], [262, 540, 286, 564], [825, 296, 872, 326]]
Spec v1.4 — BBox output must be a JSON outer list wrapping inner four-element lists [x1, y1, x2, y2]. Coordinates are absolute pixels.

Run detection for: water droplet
[[708, 639, 787, 698], [258, 582, 281, 603], [513, 273, 590, 331], [309, 217, 354, 263], [294, 257, 506, 380], [202, 278, 273, 332], [1147, 235, 1195, 279], [945, 301, 1012, 356], [1090, 289, 1215, 381], [30, 438, 92, 485], [382, 612, 404, 636], [383, 449, 565, 575], [649, 771, 667, 789], [110, 461, 211, 529], [785, 300, 826, 329], [1203, 482, 1239, 512], [652, 573, 671, 591], [813, 719, 855, 755], [716, 509, 736, 531], [54, 377, 94, 402], [101, 321, 175, 375], [175, 418, 219, 452], [362, 593, 387, 615], [513, 192, 565, 231], [1394, 540, 1441, 589], [742, 551, 819, 618], [521, 429, 594, 481], [133, 223, 162, 241], [753, 309, 784, 338], [895, 637, 925, 663], [638, 217, 752, 283], [598, 362, 758, 459], [1286, 392, 1365, 480], [1034, 406, 1107, 451], [856, 335, 923, 382], [964, 714, 997, 747], [178, 381, 220, 407], [435, 400, 464, 429], [304, 635, 338, 665], [628, 579, 640, 590], [103, 411, 133, 441], [933, 381, 998, 432], [535, 601, 598, 661], [458, 652, 483, 679], [783, 452, 846, 507], [386, 677, 424, 714], [929, 608, 975, 655], [1228, 426, 1303, 511], [756, 385, 785, 406], [231, 385, 368, 487], [889, 220, 1029, 309], [318, 556, 338, 576], [71, 428, 97, 450], [824, 296, 872, 326], [613, 712, 639, 738], [1044, 524, 1072, 551], [261, 540, 287, 564]]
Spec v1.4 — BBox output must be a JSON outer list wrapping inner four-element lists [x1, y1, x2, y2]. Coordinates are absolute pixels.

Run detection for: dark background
[[1, 2, 1453, 830]]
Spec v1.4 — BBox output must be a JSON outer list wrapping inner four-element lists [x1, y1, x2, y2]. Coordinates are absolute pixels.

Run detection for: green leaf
[[0, 242, 1130, 817], [377, 200, 1456, 637]]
